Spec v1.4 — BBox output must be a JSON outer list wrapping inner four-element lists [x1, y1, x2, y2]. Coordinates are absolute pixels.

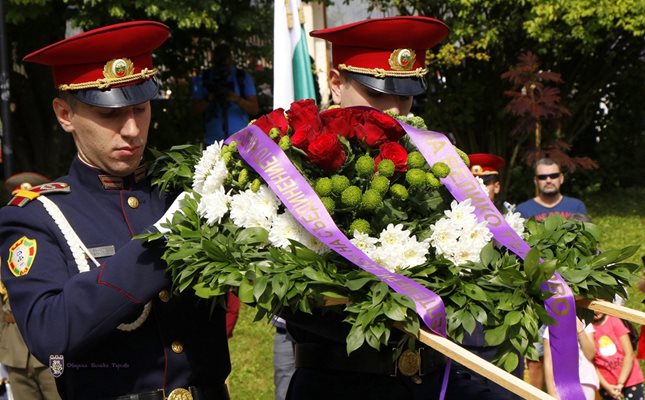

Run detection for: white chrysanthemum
[[350, 231, 379, 256], [504, 211, 526, 237], [370, 246, 402, 272], [193, 141, 224, 194], [197, 186, 230, 225], [466, 222, 494, 246], [399, 239, 430, 269], [443, 199, 478, 227], [378, 224, 409, 247], [201, 158, 228, 194], [230, 186, 279, 230], [268, 212, 328, 254], [268, 212, 301, 249], [429, 198, 493, 266]]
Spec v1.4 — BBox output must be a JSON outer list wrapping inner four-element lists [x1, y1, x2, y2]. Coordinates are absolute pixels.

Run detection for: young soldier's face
[[53, 98, 151, 176], [331, 70, 414, 115]]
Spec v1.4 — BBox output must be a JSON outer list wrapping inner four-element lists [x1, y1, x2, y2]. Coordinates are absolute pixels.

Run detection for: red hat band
[[334, 46, 427, 78], [54, 53, 156, 91]]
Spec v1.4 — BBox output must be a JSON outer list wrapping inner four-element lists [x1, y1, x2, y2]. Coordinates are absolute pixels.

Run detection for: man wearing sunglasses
[[516, 158, 588, 222]]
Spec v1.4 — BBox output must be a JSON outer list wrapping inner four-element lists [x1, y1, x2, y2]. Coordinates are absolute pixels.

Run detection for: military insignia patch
[[8, 236, 37, 277], [49, 354, 64, 378]]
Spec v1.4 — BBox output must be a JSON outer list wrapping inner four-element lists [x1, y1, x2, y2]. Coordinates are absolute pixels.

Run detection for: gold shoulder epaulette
[[7, 182, 71, 207]]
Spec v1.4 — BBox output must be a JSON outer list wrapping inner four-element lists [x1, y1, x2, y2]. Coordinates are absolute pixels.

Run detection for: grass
[[226, 187, 645, 398]]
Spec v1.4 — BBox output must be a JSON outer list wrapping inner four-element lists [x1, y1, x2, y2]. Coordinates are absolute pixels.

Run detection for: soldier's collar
[[98, 164, 147, 190]]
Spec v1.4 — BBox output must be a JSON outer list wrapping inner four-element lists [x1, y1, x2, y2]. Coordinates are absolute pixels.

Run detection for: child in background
[[543, 317, 599, 399], [593, 312, 644, 400]]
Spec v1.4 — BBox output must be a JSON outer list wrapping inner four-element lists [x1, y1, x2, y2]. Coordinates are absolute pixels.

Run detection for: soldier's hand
[[153, 191, 191, 234]]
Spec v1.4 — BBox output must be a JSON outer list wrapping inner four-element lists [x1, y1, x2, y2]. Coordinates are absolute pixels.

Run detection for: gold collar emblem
[[103, 58, 134, 79], [389, 49, 416, 71]]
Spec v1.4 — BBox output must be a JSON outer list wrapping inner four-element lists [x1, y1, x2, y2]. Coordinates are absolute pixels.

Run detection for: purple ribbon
[[227, 126, 447, 337], [403, 122, 583, 399]]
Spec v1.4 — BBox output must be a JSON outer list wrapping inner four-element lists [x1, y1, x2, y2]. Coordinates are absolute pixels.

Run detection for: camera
[[202, 64, 233, 105]]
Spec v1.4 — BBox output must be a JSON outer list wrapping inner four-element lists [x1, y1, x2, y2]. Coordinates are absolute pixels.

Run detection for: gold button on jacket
[[158, 290, 170, 303], [171, 341, 183, 353], [127, 196, 139, 209]]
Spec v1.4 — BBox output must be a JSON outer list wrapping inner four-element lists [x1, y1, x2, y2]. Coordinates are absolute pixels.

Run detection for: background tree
[[3, 0, 273, 180], [363, 0, 644, 201], [2, 0, 643, 201]]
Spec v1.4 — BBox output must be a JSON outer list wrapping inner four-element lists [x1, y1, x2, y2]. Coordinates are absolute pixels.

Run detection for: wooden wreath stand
[[416, 299, 645, 400], [324, 297, 645, 400]]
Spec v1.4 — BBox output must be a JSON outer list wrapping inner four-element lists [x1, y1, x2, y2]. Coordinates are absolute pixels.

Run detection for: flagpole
[[0, 0, 13, 177]]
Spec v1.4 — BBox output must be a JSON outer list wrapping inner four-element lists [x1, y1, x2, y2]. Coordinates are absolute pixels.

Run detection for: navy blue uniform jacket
[[0, 157, 230, 399]]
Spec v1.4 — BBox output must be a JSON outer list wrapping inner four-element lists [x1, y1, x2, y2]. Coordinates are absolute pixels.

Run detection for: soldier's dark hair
[[57, 91, 78, 110]]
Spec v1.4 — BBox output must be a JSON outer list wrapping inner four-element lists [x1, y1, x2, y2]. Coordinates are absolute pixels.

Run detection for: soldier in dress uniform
[[468, 153, 505, 203], [461, 154, 523, 399], [282, 17, 503, 400], [0, 21, 230, 400], [0, 173, 61, 400]]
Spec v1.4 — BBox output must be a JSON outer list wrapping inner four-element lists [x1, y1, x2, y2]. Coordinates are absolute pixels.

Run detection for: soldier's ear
[[52, 98, 75, 133], [329, 69, 343, 105]]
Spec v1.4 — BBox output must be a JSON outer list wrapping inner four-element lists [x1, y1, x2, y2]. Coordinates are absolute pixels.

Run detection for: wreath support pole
[[416, 328, 555, 400], [578, 299, 645, 325]]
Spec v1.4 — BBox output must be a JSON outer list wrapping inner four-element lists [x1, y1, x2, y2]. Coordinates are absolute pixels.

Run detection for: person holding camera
[[192, 43, 259, 144]]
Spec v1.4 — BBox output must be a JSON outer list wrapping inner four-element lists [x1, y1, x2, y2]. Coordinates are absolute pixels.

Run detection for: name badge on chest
[[87, 245, 116, 259]]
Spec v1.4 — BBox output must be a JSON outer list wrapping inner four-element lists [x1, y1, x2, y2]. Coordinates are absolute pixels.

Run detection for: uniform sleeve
[[0, 204, 169, 362], [243, 71, 257, 97]]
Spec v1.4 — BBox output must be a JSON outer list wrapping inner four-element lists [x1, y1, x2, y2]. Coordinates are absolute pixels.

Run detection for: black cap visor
[[348, 71, 427, 97], [71, 78, 160, 108]]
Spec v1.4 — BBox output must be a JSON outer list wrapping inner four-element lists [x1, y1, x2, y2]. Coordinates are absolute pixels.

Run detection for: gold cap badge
[[389, 49, 416, 71], [104, 58, 134, 80]]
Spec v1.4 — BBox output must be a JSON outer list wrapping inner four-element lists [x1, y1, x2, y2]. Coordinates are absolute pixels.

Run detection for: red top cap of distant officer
[[23, 21, 170, 108], [468, 153, 506, 176], [310, 16, 449, 96]]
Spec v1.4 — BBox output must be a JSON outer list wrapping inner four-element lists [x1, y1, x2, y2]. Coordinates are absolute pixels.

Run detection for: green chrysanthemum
[[370, 175, 390, 195], [355, 154, 375, 177], [406, 168, 427, 189], [431, 162, 450, 178], [331, 175, 351, 194], [425, 172, 442, 188], [250, 178, 262, 192], [278, 136, 291, 150], [360, 189, 383, 211], [377, 159, 395, 177], [349, 218, 371, 235], [320, 196, 335, 213], [314, 177, 333, 197], [340, 185, 362, 207], [269, 127, 281, 140], [238, 169, 249, 186], [407, 151, 426, 169], [390, 183, 409, 200]]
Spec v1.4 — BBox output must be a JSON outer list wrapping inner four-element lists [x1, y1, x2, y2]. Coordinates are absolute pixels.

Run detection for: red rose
[[320, 108, 354, 139], [375, 141, 408, 172], [355, 120, 388, 148], [252, 108, 288, 138], [307, 133, 346, 172], [368, 110, 405, 141], [287, 99, 322, 149]]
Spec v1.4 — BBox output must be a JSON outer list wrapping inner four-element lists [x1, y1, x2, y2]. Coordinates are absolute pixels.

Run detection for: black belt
[[113, 384, 229, 400], [295, 343, 444, 377], [276, 327, 287, 334]]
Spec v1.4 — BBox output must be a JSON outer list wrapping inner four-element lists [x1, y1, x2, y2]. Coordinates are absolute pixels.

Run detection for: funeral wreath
[[141, 99, 638, 372]]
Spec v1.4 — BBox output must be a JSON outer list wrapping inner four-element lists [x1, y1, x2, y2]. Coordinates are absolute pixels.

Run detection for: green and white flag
[[273, 0, 316, 110]]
